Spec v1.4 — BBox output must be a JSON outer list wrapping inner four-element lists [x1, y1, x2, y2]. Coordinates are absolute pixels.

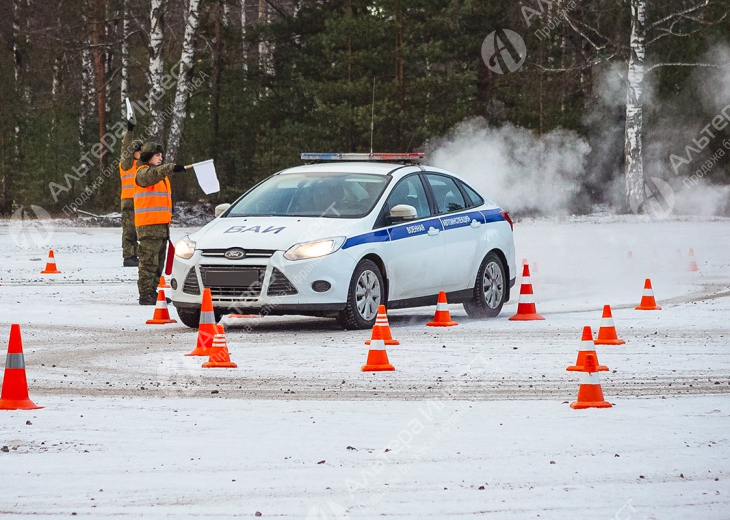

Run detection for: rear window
[[460, 181, 484, 207]]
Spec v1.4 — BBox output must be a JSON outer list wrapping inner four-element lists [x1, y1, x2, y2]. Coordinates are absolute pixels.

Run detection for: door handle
[[470, 219, 481, 229], [427, 226, 440, 236]]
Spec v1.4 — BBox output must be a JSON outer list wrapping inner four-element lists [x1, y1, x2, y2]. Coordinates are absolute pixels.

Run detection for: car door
[[375, 174, 444, 300], [424, 173, 484, 292]]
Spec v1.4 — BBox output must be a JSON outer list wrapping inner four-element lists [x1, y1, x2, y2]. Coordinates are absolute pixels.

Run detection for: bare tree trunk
[[166, 0, 201, 163], [147, 0, 165, 140], [23, 0, 31, 104], [12, 0, 21, 162], [212, 0, 223, 160], [79, 45, 96, 159], [240, 0, 248, 71], [395, 0, 404, 148], [104, 0, 113, 132], [121, 0, 130, 116], [92, 0, 109, 170], [258, 0, 273, 74], [625, 0, 646, 212]]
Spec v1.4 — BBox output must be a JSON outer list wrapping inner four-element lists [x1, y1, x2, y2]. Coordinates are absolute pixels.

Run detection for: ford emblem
[[224, 248, 246, 260]]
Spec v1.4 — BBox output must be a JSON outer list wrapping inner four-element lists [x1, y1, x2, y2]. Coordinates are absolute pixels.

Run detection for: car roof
[[279, 162, 423, 176]]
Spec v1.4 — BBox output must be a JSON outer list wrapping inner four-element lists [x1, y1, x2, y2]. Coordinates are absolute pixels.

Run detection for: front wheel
[[463, 252, 507, 319], [176, 306, 201, 328], [337, 259, 384, 330]]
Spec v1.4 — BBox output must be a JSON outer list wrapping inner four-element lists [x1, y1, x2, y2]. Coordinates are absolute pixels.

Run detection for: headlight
[[284, 237, 346, 261], [175, 236, 196, 260]]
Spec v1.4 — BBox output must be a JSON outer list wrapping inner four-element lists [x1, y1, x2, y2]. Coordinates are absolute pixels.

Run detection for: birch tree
[[559, 0, 726, 213], [240, 0, 248, 71], [121, 0, 130, 117], [166, 0, 202, 162], [147, 0, 166, 140]]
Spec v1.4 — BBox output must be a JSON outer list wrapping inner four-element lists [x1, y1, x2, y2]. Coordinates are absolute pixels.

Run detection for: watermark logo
[[481, 30, 526, 74], [9, 205, 54, 249], [630, 177, 675, 221], [156, 354, 205, 397], [305, 501, 349, 520]]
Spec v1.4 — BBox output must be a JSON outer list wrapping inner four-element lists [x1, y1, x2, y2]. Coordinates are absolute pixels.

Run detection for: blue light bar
[[301, 152, 425, 163]]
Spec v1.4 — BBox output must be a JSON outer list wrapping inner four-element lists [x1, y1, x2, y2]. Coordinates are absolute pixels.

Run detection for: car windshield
[[227, 172, 390, 218]]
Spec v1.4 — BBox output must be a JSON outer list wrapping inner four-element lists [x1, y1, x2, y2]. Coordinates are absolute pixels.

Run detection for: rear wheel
[[463, 252, 507, 319], [337, 259, 384, 330], [176, 307, 201, 328]]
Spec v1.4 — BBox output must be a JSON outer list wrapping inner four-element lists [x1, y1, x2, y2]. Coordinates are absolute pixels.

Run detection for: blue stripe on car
[[341, 208, 505, 250]]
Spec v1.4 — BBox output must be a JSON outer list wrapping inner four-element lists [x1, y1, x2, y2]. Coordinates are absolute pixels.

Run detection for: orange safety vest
[[133, 168, 172, 227], [119, 160, 138, 200]]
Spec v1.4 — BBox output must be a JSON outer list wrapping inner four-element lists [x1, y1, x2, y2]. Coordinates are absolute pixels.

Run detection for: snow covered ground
[[1, 216, 729, 518]]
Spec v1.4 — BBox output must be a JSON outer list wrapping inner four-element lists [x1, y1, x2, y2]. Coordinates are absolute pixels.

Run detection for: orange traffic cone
[[157, 275, 171, 289], [146, 289, 177, 324], [568, 326, 608, 372], [0, 324, 43, 410], [687, 248, 699, 272], [365, 305, 399, 345], [509, 264, 544, 321], [594, 305, 625, 345], [635, 278, 661, 311], [185, 288, 217, 356], [202, 331, 237, 368], [427, 292, 458, 327], [40, 250, 61, 274], [362, 325, 395, 372], [673, 249, 683, 271], [570, 354, 612, 409]]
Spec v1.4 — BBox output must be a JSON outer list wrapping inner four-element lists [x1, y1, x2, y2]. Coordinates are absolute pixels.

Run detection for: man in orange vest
[[119, 122, 143, 267], [134, 142, 189, 305]]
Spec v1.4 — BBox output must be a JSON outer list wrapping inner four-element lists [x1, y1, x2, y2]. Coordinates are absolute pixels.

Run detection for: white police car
[[170, 153, 516, 329]]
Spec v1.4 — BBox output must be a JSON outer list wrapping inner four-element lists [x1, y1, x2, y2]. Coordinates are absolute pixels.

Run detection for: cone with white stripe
[[202, 331, 237, 368], [635, 278, 661, 311], [570, 354, 612, 409], [594, 305, 625, 345], [146, 289, 177, 324], [687, 248, 699, 272], [365, 305, 399, 345], [40, 249, 61, 274], [567, 326, 608, 372], [185, 288, 217, 356], [0, 324, 42, 410], [361, 325, 395, 371], [157, 275, 171, 289], [427, 291, 458, 327], [509, 264, 544, 321]]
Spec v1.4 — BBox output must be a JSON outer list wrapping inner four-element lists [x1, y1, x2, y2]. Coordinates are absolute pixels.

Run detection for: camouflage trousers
[[137, 224, 169, 296], [121, 199, 138, 260]]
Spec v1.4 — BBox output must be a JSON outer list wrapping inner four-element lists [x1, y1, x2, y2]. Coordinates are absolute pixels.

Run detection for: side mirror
[[214, 203, 231, 217], [389, 204, 418, 223]]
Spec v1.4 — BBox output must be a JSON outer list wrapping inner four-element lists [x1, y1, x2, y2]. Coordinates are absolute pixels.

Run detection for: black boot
[[138, 292, 158, 305], [124, 256, 139, 267]]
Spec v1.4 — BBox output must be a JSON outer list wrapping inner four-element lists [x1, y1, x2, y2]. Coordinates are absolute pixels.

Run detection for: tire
[[337, 259, 384, 330], [463, 252, 507, 319], [176, 307, 201, 328]]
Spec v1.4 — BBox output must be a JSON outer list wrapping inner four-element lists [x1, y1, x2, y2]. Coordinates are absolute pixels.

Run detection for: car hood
[[190, 216, 368, 251]]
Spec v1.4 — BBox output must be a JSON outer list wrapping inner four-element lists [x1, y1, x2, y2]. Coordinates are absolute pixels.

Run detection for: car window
[[460, 181, 484, 207], [425, 174, 467, 214], [227, 172, 389, 218], [382, 175, 432, 222]]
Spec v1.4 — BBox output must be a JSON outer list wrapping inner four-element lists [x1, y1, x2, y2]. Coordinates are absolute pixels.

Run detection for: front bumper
[[170, 249, 356, 314]]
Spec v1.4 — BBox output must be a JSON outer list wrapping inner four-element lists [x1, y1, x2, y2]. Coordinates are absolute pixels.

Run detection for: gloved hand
[[173, 164, 186, 173], [127, 120, 136, 132]]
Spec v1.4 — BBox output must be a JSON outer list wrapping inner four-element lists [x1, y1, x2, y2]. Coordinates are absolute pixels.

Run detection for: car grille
[[200, 248, 276, 259], [267, 268, 298, 296], [183, 268, 201, 295], [199, 265, 265, 299]]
